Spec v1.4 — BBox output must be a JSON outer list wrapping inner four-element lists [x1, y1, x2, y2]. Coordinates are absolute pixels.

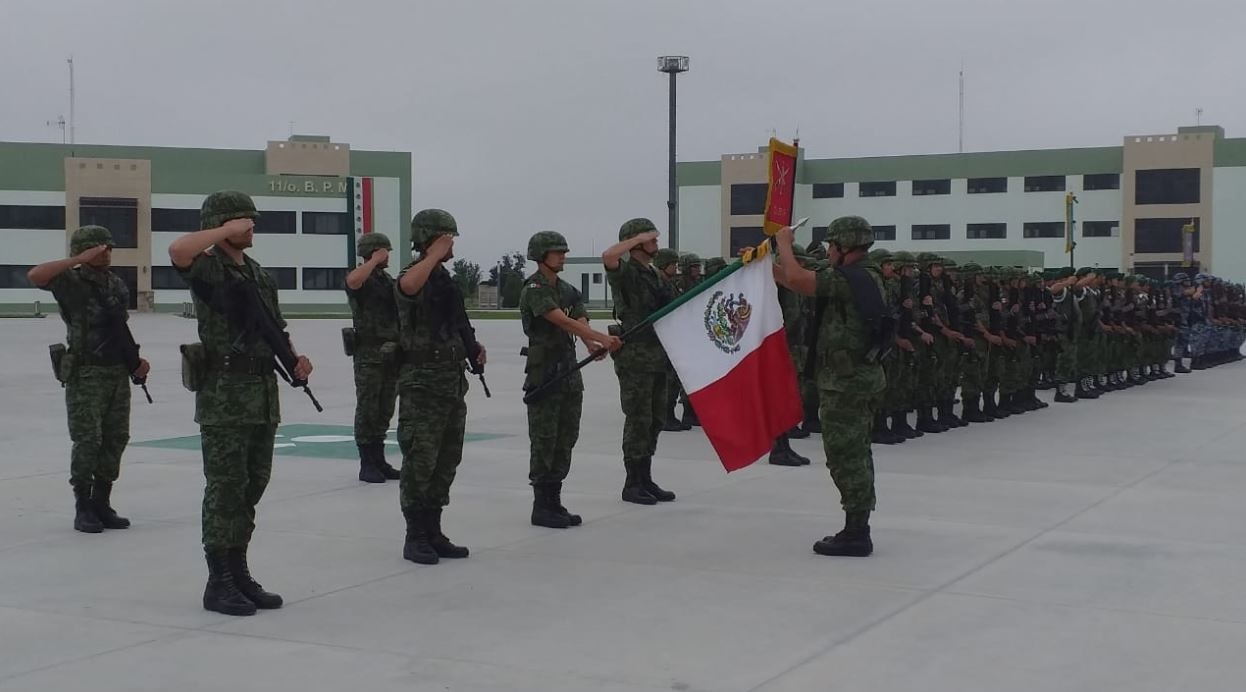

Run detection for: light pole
[[657, 56, 689, 250]]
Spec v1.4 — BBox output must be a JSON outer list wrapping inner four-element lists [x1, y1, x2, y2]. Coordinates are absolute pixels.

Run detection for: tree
[[488, 251, 527, 308], [451, 259, 481, 299]]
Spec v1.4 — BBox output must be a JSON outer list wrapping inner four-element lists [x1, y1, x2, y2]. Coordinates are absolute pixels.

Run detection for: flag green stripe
[[648, 255, 751, 324]]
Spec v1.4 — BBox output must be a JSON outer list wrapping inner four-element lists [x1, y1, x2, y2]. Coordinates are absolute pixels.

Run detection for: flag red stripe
[[686, 329, 804, 472], [361, 177, 373, 233]]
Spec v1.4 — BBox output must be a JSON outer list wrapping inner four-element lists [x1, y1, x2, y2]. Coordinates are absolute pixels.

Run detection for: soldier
[[344, 232, 401, 483], [168, 190, 312, 616], [888, 251, 928, 438], [602, 219, 677, 505], [704, 257, 728, 278], [29, 225, 150, 534], [673, 252, 703, 428], [868, 248, 905, 445], [520, 231, 622, 528], [775, 216, 887, 557], [955, 263, 993, 421], [394, 209, 484, 564], [771, 244, 816, 465], [654, 248, 690, 432]]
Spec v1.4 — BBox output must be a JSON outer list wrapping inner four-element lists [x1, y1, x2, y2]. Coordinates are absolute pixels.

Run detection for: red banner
[[763, 138, 798, 236]]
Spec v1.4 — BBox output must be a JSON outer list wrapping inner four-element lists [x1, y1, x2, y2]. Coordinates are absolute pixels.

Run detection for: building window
[[811, 226, 828, 245], [0, 265, 34, 288], [729, 183, 768, 215], [254, 210, 297, 234], [265, 267, 298, 290], [1135, 168, 1200, 205], [0, 205, 65, 230], [871, 225, 897, 241], [911, 179, 951, 196], [967, 177, 1007, 194], [967, 223, 1007, 240], [812, 183, 844, 199], [1023, 222, 1064, 239], [1135, 218, 1199, 254], [911, 224, 950, 241], [151, 208, 201, 233], [592, 273, 602, 284], [151, 266, 187, 290], [729, 226, 766, 257], [859, 181, 896, 197], [1024, 175, 1065, 192], [78, 197, 138, 248], [1083, 173, 1120, 191], [302, 267, 350, 290], [302, 211, 350, 235], [1082, 221, 1119, 238]]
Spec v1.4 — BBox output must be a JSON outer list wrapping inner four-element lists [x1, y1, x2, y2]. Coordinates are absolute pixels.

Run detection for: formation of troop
[[29, 192, 1245, 616]]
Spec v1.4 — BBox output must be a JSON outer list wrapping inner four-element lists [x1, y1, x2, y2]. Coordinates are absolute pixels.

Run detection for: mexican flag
[[651, 255, 803, 472]]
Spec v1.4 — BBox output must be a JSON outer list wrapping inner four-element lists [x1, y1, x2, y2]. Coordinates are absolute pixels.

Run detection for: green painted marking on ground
[[133, 424, 509, 460]]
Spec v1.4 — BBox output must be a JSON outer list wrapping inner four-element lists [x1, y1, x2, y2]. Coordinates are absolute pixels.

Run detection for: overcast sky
[[3, 0, 1243, 265]]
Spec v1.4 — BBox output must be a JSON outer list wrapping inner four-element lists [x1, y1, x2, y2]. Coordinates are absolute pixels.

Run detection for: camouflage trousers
[[664, 367, 688, 416], [1000, 344, 1029, 395], [397, 370, 468, 512], [353, 359, 398, 444], [201, 424, 276, 549], [934, 338, 960, 401], [881, 351, 908, 413], [1055, 335, 1077, 383], [614, 366, 667, 463], [914, 342, 938, 407], [66, 365, 131, 490], [959, 337, 989, 399], [527, 388, 583, 484], [819, 388, 882, 513]]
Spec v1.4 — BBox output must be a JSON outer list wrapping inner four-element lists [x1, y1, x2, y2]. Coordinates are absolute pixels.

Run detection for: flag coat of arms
[[651, 256, 803, 471], [347, 176, 374, 264]]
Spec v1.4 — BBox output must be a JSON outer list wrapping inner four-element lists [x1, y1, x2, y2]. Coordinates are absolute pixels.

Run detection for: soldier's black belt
[[403, 347, 464, 365], [212, 354, 274, 376], [76, 351, 126, 367]]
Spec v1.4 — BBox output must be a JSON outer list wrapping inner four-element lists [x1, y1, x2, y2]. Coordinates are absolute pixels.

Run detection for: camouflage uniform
[[671, 252, 703, 428], [809, 217, 886, 558], [654, 248, 690, 433], [703, 257, 727, 278], [396, 209, 474, 564], [346, 232, 401, 483], [607, 218, 675, 505], [41, 225, 136, 533], [520, 230, 588, 529], [178, 191, 288, 616]]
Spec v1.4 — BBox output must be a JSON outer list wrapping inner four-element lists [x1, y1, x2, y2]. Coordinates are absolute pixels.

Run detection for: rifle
[[428, 268, 490, 399], [235, 280, 323, 412], [898, 274, 915, 338], [81, 280, 152, 403], [461, 324, 491, 398]]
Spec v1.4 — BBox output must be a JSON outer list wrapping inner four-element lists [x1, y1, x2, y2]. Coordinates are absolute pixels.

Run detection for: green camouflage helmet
[[826, 215, 874, 249], [356, 232, 392, 259], [527, 230, 570, 262], [892, 250, 917, 267], [868, 248, 893, 264], [410, 209, 459, 248], [704, 257, 728, 276], [917, 252, 943, 269], [960, 261, 982, 275], [200, 190, 259, 230], [654, 248, 680, 270], [942, 257, 959, 270], [619, 217, 658, 241], [70, 225, 113, 256], [678, 252, 702, 272]]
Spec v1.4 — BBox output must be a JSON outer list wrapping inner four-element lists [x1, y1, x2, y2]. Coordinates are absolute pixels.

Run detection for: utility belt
[[403, 345, 464, 366], [212, 353, 274, 376], [179, 343, 272, 392], [77, 350, 126, 368]]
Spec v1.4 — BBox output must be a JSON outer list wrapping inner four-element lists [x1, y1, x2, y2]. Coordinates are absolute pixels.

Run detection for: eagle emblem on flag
[[703, 291, 753, 354]]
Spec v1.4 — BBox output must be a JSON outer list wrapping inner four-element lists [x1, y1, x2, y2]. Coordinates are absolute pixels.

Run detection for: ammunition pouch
[[341, 328, 357, 357], [49, 343, 69, 384], [607, 324, 621, 337], [180, 343, 207, 392], [379, 341, 401, 367]]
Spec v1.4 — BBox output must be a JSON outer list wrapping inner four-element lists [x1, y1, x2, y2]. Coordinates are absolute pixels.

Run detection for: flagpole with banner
[[763, 137, 799, 238], [1182, 219, 1197, 268], [1065, 191, 1079, 270]]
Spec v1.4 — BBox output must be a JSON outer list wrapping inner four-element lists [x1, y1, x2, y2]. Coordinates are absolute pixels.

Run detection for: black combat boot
[[428, 508, 469, 559], [639, 457, 676, 502], [981, 390, 1005, 419], [402, 508, 439, 564], [1159, 362, 1175, 378], [663, 407, 690, 432], [621, 459, 658, 505], [681, 403, 701, 428], [961, 396, 991, 423], [787, 424, 810, 440], [1004, 392, 1029, 415], [1174, 358, 1191, 373], [357, 443, 386, 484], [550, 481, 581, 526], [939, 400, 967, 428], [91, 480, 130, 529], [892, 411, 922, 438], [73, 485, 103, 534], [801, 407, 822, 435], [916, 407, 944, 434], [227, 545, 282, 609], [770, 435, 803, 465], [1054, 383, 1077, 403], [371, 442, 400, 480], [1027, 388, 1049, 409], [203, 548, 257, 616], [871, 413, 901, 445], [531, 483, 571, 529], [1076, 378, 1101, 399], [813, 511, 873, 557]]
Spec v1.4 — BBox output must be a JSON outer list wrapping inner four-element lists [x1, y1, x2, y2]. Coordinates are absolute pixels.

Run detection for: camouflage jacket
[[178, 249, 283, 426], [346, 267, 399, 364], [606, 256, 671, 373], [520, 271, 587, 392], [43, 266, 132, 374], [395, 262, 469, 390], [673, 274, 701, 296], [812, 264, 886, 394]]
